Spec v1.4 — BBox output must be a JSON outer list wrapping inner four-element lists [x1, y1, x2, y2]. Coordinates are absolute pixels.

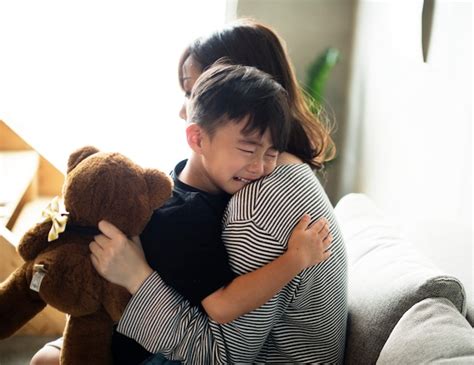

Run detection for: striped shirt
[[117, 163, 347, 364]]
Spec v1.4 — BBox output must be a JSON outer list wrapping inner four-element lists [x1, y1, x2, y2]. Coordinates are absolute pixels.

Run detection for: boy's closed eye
[[266, 150, 278, 158], [238, 148, 255, 154]]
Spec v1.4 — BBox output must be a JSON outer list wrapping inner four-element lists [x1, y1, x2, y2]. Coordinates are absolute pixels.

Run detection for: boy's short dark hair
[[188, 63, 291, 152]]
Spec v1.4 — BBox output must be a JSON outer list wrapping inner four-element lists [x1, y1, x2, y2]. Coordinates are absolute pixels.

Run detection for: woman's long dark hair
[[178, 18, 335, 170]]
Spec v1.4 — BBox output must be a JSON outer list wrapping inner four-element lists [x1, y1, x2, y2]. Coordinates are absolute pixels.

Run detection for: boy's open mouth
[[233, 176, 253, 183]]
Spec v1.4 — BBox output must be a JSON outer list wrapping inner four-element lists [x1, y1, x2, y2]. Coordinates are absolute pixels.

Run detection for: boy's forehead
[[209, 116, 275, 149], [238, 129, 267, 143], [227, 117, 258, 136], [236, 121, 274, 146]]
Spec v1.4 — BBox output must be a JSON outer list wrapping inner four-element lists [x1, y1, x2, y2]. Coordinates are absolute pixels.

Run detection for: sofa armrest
[[377, 297, 474, 364], [335, 194, 467, 365]]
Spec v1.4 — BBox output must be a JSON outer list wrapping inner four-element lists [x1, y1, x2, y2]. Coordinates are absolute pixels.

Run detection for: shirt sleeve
[[116, 271, 223, 363]]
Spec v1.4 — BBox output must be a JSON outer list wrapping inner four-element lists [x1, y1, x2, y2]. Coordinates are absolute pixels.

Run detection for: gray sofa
[[334, 194, 474, 364]]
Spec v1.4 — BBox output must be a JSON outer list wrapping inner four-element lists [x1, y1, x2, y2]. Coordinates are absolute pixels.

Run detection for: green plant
[[306, 47, 340, 113], [306, 48, 340, 172]]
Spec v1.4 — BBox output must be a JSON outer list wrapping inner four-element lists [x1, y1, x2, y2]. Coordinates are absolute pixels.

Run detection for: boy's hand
[[89, 220, 153, 295], [287, 215, 332, 270]]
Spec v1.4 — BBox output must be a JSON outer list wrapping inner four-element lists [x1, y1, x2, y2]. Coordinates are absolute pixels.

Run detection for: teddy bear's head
[[18, 146, 173, 262], [0, 146, 173, 361], [62, 146, 172, 236]]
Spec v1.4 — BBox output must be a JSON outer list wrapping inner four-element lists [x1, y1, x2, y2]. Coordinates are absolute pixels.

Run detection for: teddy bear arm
[[17, 221, 52, 261], [61, 308, 114, 365], [0, 262, 46, 338]]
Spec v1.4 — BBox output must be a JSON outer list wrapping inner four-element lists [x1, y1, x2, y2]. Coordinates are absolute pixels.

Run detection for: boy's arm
[[91, 221, 222, 362], [201, 215, 331, 324]]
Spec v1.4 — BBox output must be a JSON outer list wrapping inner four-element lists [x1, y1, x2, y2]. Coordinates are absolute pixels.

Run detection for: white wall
[[0, 0, 226, 173], [341, 0, 473, 300]]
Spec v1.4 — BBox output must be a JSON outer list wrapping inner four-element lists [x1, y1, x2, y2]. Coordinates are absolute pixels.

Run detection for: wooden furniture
[[0, 120, 66, 336]]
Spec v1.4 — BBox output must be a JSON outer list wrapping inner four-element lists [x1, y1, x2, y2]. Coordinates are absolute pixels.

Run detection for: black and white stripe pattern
[[117, 272, 228, 364], [215, 164, 348, 364], [117, 163, 347, 364]]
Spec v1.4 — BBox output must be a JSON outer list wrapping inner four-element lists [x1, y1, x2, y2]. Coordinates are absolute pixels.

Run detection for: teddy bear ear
[[67, 146, 100, 173], [144, 169, 173, 209]]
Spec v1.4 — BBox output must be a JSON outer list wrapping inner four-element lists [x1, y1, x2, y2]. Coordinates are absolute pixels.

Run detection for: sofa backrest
[[335, 194, 468, 365]]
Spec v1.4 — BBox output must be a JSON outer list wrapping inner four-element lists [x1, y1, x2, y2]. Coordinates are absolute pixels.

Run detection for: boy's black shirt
[[112, 160, 235, 364], [140, 159, 237, 307]]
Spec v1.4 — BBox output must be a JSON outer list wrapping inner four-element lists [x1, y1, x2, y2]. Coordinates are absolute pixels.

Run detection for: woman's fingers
[[295, 214, 312, 231]]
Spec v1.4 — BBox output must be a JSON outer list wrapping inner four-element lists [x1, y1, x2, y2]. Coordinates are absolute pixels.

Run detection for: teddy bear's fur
[[0, 146, 172, 364]]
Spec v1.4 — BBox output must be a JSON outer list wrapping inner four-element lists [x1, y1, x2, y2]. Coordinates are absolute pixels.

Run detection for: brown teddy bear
[[0, 146, 172, 364]]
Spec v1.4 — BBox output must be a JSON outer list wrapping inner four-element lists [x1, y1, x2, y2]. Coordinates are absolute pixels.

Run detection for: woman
[[116, 19, 347, 364], [31, 19, 347, 365], [178, 19, 335, 170]]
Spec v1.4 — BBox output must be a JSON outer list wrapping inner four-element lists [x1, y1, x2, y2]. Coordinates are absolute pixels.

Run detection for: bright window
[[0, 0, 227, 172]]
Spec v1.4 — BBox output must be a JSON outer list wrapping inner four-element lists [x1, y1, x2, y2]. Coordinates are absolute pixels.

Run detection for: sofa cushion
[[377, 297, 474, 364], [334, 194, 467, 365]]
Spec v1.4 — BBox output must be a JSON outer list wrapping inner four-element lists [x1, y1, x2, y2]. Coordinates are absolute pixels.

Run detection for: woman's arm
[[217, 162, 346, 363], [201, 215, 331, 324]]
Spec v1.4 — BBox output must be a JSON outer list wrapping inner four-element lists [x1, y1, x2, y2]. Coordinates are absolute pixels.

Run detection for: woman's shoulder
[[264, 162, 315, 186], [224, 161, 333, 240], [226, 162, 321, 216], [229, 162, 319, 206], [224, 157, 326, 224], [277, 152, 303, 165]]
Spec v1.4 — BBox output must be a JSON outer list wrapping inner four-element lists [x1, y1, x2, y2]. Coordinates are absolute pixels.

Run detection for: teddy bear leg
[[0, 264, 46, 338], [61, 308, 114, 365]]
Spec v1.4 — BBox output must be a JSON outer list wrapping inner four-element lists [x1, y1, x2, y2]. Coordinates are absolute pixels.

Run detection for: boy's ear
[[186, 123, 204, 154]]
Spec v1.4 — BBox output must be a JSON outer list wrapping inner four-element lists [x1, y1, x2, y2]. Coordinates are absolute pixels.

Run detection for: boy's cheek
[[264, 162, 277, 176]]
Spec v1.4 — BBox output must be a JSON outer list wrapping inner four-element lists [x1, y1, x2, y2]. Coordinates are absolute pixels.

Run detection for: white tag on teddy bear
[[30, 264, 47, 292]]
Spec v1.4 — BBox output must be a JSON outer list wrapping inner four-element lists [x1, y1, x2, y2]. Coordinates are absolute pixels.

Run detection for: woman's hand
[[287, 215, 332, 270], [89, 220, 153, 295]]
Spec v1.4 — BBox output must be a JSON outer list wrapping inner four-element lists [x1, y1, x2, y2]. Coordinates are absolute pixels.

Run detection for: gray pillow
[[335, 194, 467, 365], [377, 297, 474, 364]]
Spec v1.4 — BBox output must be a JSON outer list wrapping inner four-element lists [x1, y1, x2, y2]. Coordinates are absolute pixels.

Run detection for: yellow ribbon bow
[[41, 196, 69, 242]]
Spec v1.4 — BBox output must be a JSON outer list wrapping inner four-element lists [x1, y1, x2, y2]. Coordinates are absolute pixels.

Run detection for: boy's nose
[[247, 158, 265, 177]]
